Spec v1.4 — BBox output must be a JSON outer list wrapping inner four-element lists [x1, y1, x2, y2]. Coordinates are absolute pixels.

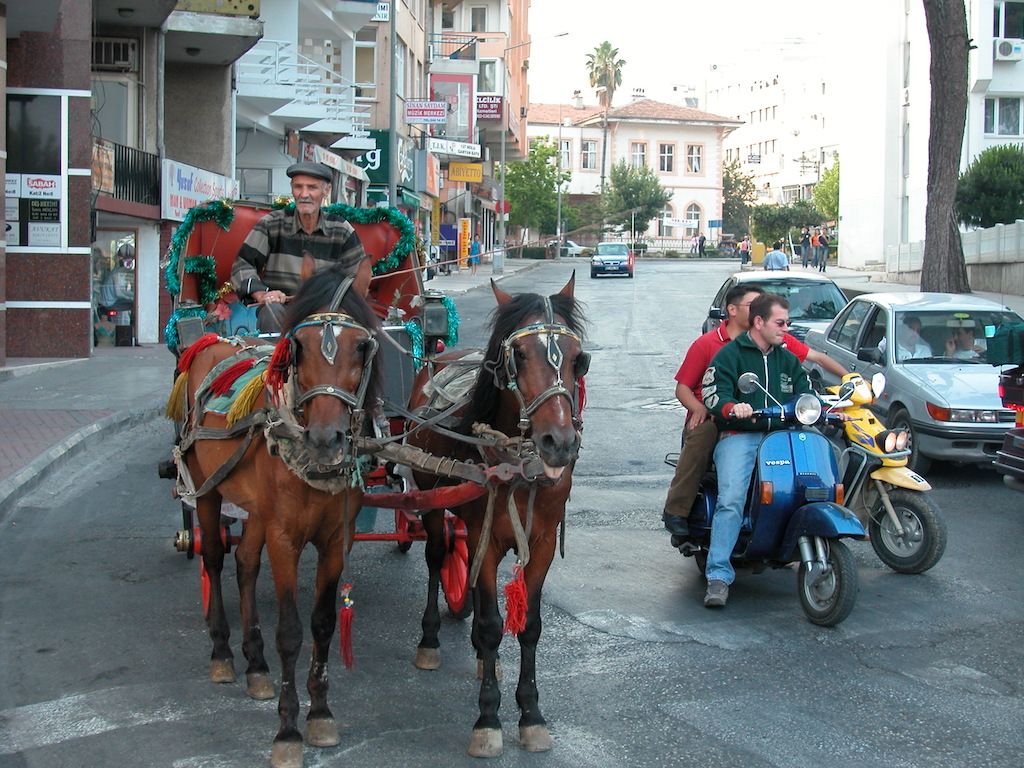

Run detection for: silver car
[[703, 271, 848, 340], [802, 292, 1021, 472]]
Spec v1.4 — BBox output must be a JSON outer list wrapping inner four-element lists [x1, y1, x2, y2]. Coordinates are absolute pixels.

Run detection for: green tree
[[813, 158, 840, 222], [956, 143, 1024, 228], [749, 201, 821, 245], [722, 160, 756, 235], [585, 41, 625, 108], [604, 160, 673, 240], [504, 137, 569, 235]]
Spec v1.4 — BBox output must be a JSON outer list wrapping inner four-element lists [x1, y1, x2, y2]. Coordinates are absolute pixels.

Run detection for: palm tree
[[585, 41, 626, 194], [585, 41, 625, 108]]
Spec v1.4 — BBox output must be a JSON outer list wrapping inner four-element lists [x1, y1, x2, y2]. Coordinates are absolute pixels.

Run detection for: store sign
[[458, 217, 471, 267], [425, 137, 481, 159], [352, 129, 415, 188], [372, 1, 389, 21], [448, 162, 483, 183], [92, 139, 115, 194], [28, 221, 60, 247], [476, 95, 502, 120], [405, 100, 448, 125], [161, 159, 239, 222], [6, 174, 22, 198], [301, 143, 368, 182], [22, 174, 60, 199]]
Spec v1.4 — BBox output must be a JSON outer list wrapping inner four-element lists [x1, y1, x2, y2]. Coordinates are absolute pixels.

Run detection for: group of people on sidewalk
[[799, 227, 831, 271], [660, 284, 848, 608]]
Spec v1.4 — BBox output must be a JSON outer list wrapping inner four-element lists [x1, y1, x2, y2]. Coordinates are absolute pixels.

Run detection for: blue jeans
[[706, 432, 762, 584]]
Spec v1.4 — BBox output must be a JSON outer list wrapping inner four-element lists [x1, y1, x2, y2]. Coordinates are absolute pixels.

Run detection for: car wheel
[[627, 269, 634, 278], [887, 406, 932, 474]]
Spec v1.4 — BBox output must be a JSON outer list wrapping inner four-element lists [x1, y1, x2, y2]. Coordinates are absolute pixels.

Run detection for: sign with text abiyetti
[[405, 100, 448, 125]]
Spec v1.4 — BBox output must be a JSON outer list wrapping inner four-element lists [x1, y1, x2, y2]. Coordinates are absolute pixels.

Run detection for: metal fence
[[886, 219, 1024, 274], [112, 141, 160, 206]]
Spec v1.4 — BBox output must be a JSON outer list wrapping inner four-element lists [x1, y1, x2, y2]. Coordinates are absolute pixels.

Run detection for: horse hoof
[[246, 672, 275, 701], [519, 724, 553, 752], [270, 740, 303, 768], [209, 659, 236, 684], [306, 718, 340, 748], [467, 728, 503, 758], [415, 647, 441, 670], [476, 659, 503, 682]]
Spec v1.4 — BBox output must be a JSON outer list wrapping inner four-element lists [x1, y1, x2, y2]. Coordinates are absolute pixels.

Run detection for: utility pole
[[387, 0, 398, 208]]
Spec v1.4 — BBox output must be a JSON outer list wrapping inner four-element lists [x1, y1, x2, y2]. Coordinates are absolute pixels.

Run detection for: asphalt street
[[0, 260, 1021, 768]]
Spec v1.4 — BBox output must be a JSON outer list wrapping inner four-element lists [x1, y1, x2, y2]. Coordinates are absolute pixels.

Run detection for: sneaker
[[662, 512, 690, 537], [704, 580, 729, 608]]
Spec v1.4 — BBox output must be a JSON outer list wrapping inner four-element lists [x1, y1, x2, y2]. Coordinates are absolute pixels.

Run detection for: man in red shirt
[[662, 285, 847, 537]]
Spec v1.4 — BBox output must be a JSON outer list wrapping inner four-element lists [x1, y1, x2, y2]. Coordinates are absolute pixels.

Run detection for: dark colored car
[[590, 242, 634, 278], [995, 365, 1024, 491]]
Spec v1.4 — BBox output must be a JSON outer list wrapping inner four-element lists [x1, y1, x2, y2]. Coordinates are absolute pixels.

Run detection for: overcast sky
[[526, 1, 827, 106]]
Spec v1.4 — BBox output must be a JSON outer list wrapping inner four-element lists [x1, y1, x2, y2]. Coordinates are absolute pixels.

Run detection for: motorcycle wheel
[[797, 539, 858, 627], [869, 489, 946, 573]]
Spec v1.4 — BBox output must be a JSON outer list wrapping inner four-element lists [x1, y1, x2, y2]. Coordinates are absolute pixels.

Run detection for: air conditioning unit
[[994, 38, 1024, 62], [93, 37, 138, 72]]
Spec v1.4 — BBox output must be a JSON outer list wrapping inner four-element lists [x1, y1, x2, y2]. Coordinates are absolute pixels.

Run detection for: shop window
[[238, 168, 272, 203], [91, 74, 138, 147], [92, 231, 137, 347]]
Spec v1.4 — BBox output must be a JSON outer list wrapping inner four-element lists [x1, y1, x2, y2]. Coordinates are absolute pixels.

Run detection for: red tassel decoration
[[503, 563, 528, 635], [176, 333, 222, 373], [208, 357, 256, 396], [577, 375, 587, 416], [338, 583, 355, 669], [265, 336, 293, 399]]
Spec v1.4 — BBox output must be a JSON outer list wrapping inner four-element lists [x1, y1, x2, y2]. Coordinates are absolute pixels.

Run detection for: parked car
[[703, 271, 848, 340], [546, 239, 584, 258], [802, 292, 1022, 472], [995, 365, 1024, 491], [590, 242, 634, 278]]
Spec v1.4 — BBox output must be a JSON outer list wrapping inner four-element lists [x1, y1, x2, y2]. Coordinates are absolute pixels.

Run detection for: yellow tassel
[[166, 371, 189, 421], [226, 371, 266, 425]]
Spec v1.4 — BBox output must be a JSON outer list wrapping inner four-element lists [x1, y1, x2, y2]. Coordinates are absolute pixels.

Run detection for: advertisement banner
[[22, 174, 61, 199], [458, 217, 471, 268], [28, 222, 61, 247], [429, 73, 474, 143], [92, 139, 115, 194], [448, 162, 483, 184], [476, 95, 502, 121], [161, 159, 240, 222], [405, 100, 448, 124], [352, 129, 415, 188], [431, 199, 441, 245], [425, 137, 481, 159]]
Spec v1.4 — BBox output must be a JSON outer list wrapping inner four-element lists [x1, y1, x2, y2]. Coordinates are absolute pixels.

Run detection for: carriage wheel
[[182, 503, 195, 560], [440, 516, 472, 620]]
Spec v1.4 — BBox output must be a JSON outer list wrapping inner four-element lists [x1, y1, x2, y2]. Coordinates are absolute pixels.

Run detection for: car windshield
[[745, 280, 847, 321], [596, 243, 629, 256], [892, 309, 1023, 364]]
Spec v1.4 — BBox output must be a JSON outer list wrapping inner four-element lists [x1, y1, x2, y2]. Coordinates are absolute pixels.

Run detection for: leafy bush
[[521, 246, 547, 260], [957, 143, 1024, 228]]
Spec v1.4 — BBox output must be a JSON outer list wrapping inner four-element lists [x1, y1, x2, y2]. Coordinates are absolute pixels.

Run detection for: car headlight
[[794, 393, 822, 425], [927, 403, 1001, 422]]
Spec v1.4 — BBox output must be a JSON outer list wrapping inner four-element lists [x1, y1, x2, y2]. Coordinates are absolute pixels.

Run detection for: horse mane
[[282, 265, 385, 410], [459, 290, 587, 432]]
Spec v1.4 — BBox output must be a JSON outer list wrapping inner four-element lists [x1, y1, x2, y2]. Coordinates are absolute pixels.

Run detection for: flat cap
[[286, 162, 333, 183]]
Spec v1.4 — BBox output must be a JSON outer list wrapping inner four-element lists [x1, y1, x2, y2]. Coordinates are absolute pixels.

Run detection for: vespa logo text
[[764, 459, 791, 466]]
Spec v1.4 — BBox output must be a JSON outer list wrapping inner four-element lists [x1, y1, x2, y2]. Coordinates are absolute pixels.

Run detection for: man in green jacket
[[699, 293, 812, 607]]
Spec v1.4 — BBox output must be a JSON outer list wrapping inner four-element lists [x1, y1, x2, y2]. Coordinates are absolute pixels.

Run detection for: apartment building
[[528, 92, 740, 246]]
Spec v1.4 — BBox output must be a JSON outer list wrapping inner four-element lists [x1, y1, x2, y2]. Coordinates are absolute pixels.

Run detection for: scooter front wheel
[[869, 490, 946, 574], [797, 539, 858, 627]]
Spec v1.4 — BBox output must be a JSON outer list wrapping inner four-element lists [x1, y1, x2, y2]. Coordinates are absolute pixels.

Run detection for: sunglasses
[[772, 319, 790, 327]]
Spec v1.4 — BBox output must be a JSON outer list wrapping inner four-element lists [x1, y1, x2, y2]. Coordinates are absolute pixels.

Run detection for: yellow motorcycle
[[824, 373, 946, 574]]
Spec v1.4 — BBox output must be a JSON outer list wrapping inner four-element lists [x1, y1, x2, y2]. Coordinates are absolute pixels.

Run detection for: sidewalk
[[0, 258, 541, 514]]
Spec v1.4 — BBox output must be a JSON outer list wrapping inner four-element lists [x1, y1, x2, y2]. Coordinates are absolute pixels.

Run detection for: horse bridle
[[497, 297, 590, 431]]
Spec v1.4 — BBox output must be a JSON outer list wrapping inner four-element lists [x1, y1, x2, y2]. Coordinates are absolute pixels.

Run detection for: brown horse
[[407, 274, 588, 757], [173, 266, 383, 768]]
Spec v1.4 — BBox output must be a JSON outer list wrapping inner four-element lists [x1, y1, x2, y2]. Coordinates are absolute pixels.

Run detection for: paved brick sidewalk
[[0, 408, 115, 481]]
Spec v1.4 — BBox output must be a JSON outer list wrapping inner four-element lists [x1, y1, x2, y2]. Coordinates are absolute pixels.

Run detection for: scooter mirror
[[871, 372, 886, 398], [738, 372, 761, 394]]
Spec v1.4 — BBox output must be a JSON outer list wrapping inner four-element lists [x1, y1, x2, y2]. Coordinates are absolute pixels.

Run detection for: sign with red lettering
[[476, 95, 503, 120], [22, 174, 60, 199]]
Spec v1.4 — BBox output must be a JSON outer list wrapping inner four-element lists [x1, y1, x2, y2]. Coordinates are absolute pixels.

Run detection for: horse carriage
[[161, 199, 588, 767]]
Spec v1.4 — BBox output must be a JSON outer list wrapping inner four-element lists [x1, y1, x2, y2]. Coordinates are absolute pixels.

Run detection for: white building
[[527, 93, 740, 246]]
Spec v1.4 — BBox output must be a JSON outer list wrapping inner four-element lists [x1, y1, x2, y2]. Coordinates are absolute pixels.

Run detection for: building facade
[[528, 94, 739, 247]]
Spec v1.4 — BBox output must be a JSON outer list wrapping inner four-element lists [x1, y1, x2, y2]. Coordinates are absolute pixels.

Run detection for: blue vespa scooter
[[669, 373, 867, 626]]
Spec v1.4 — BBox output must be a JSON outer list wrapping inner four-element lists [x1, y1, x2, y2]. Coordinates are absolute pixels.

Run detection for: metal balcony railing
[[428, 33, 478, 62], [237, 39, 371, 133], [94, 139, 160, 206]]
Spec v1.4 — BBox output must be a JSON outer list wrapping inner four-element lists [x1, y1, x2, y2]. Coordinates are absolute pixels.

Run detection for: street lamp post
[[495, 32, 568, 275], [555, 102, 563, 254]]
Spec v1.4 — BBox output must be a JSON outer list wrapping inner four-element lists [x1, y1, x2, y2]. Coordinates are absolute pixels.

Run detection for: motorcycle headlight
[[883, 431, 897, 453], [895, 430, 909, 450], [795, 393, 822, 425]]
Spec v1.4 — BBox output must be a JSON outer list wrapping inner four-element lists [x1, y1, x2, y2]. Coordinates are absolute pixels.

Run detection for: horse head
[[267, 265, 383, 468], [486, 273, 589, 479]]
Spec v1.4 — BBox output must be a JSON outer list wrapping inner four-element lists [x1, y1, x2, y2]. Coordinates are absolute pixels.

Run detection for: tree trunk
[[921, 0, 971, 292]]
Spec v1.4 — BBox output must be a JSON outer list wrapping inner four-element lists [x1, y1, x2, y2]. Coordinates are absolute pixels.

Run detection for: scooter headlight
[[794, 393, 822, 425], [894, 430, 909, 450], [875, 429, 910, 454], [882, 431, 897, 453]]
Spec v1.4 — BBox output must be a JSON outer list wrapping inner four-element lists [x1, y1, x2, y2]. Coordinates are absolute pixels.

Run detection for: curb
[[0, 358, 83, 383], [0, 405, 164, 518]]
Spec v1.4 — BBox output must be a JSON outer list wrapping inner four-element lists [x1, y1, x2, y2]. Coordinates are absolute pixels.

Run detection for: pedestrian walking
[[800, 228, 811, 268], [817, 230, 829, 272], [810, 229, 821, 269], [698, 232, 707, 257], [690, 234, 699, 254], [468, 234, 481, 276], [738, 235, 751, 264]]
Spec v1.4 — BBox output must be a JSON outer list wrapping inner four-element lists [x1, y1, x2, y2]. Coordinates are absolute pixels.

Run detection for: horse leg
[[516, 536, 558, 752], [236, 518, 274, 700], [304, 541, 345, 749], [196, 490, 234, 684], [467, 552, 504, 758], [267, 537, 305, 768], [415, 508, 445, 670]]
